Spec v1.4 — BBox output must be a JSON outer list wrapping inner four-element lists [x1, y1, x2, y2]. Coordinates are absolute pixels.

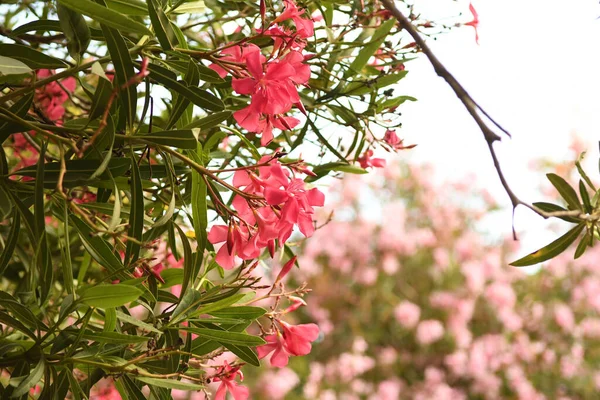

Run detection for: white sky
[[393, 0, 600, 258]]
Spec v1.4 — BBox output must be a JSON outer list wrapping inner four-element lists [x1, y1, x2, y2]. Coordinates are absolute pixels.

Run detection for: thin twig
[[379, 0, 590, 235]]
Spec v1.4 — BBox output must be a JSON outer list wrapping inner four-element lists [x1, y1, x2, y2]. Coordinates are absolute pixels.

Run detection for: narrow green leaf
[[171, 1, 206, 14], [56, 5, 91, 61], [90, 76, 114, 121], [11, 20, 62, 35], [183, 111, 232, 131], [125, 151, 143, 265], [57, 0, 151, 35], [79, 284, 143, 308], [147, 63, 224, 111], [574, 232, 589, 259], [11, 357, 45, 398], [69, 214, 130, 279], [532, 202, 580, 224], [148, 0, 178, 51], [105, 0, 148, 15], [136, 377, 204, 391], [152, 153, 176, 228], [0, 44, 66, 69], [103, 307, 117, 332], [221, 343, 259, 366], [0, 292, 38, 329], [188, 293, 246, 319], [547, 173, 582, 211], [168, 59, 199, 129], [0, 93, 33, 143], [101, 23, 137, 130], [576, 152, 596, 191], [345, 18, 396, 78], [0, 212, 19, 276], [210, 306, 267, 320], [0, 311, 36, 339], [180, 327, 265, 346], [170, 288, 201, 324], [510, 224, 585, 267], [60, 199, 74, 294], [0, 184, 10, 220], [0, 56, 31, 76], [579, 180, 592, 214], [115, 310, 162, 333], [175, 223, 194, 296], [139, 129, 198, 149], [119, 376, 147, 400], [82, 330, 150, 344]]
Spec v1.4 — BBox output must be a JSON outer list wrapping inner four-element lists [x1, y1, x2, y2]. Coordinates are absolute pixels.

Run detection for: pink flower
[[464, 3, 480, 44], [394, 301, 421, 329], [554, 303, 575, 332], [35, 69, 76, 121], [273, 0, 315, 38], [257, 321, 320, 367], [383, 130, 416, 150], [357, 150, 386, 169], [416, 320, 445, 345], [213, 361, 249, 400]]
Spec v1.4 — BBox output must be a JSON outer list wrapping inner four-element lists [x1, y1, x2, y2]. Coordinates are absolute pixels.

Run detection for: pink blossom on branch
[[213, 361, 250, 400], [257, 321, 320, 367]]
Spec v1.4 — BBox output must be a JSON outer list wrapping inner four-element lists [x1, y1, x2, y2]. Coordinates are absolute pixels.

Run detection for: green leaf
[[180, 327, 265, 346], [175, 223, 197, 296], [547, 173, 582, 211], [0, 92, 33, 143], [0, 44, 67, 69], [170, 288, 201, 324], [136, 377, 204, 391], [0, 292, 39, 329], [147, 63, 224, 111], [138, 129, 198, 149], [188, 293, 246, 319], [0, 56, 31, 76], [574, 232, 589, 259], [345, 18, 396, 78], [221, 343, 259, 366], [532, 202, 580, 224], [171, 1, 206, 14], [57, 0, 151, 35], [69, 214, 130, 279], [148, 0, 178, 51], [11, 357, 45, 398], [35, 143, 52, 305], [168, 59, 199, 129], [118, 376, 147, 400], [11, 20, 62, 35], [183, 111, 232, 131], [0, 311, 36, 339], [0, 185, 13, 220], [510, 224, 585, 267], [103, 307, 117, 332], [100, 21, 137, 130], [580, 180, 592, 214], [210, 306, 267, 320], [0, 212, 19, 276], [79, 284, 143, 308], [308, 162, 367, 182], [60, 199, 74, 294], [90, 77, 114, 120], [81, 331, 150, 344], [115, 310, 162, 334], [12, 158, 131, 188], [56, 5, 91, 61], [125, 151, 143, 265], [105, 0, 148, 15]]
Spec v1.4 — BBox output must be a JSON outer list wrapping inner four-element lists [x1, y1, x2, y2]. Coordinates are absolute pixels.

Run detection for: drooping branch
[[379, 0, 591, 233]]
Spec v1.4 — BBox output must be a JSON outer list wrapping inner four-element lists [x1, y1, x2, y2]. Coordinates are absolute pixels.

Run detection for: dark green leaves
[[79, 284, 143, 308], [510, 224, 585, 267], [183, 111, 232, 131], [0, 44, 66, 69], [139, 130, 198, 149], [148, 0, 178, 51], [136, 377, 204, 391], [125, 152, 144, 265], [547, 173, 582, 211], [57, 0, 151, 35], [56, 5, 91, 61], [180, 327, 266, 346]]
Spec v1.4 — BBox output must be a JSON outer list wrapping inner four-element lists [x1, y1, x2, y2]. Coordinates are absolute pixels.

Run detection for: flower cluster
[[210, 0, 314, 146], [244, 159, 600, 399], [208, 155, 324, 269]]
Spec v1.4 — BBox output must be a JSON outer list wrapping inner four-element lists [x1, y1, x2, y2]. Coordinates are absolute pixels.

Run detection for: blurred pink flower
[[416, 320, 445, 345], [554, 303, 575, 332], [394, 301, 421, 329]]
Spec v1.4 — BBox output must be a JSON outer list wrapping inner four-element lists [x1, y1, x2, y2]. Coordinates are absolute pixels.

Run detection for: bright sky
[[394, 0, 600, 259]]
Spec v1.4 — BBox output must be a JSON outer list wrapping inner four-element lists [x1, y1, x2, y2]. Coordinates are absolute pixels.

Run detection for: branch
[[379, 0, 586, 236]]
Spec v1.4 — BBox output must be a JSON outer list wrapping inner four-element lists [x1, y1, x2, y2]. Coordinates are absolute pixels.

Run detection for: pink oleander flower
[[394, 301, 421, 328], [554, 303, 575, 332], [273, 0, 315, 38], [383, 129, 416, 150], [36, 69, 76, 121], [464, 3, 480, 44], [257, 321, 320, 367], [213, 361, 249, 400], [416, 319, 445, 345], [357, 150, 386, 169]]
